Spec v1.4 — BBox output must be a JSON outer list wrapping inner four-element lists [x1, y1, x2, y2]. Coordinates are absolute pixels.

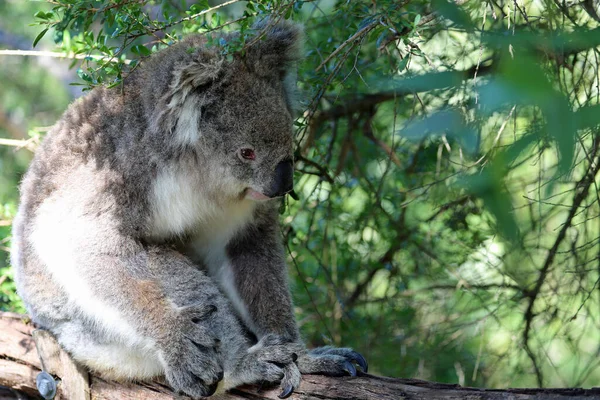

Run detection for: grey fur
[[11, 20, 366, 398]]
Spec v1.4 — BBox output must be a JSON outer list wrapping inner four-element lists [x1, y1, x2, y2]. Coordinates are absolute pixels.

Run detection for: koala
[[11, 20, 367, 398]]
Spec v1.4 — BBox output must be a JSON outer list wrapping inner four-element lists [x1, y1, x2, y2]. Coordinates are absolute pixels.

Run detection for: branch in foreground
[[0, 50, 132, 64], [1, 312, 600, 399]]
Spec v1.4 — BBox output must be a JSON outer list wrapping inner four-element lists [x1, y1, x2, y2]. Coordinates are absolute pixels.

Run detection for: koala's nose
[[268, 160, 294, 198]]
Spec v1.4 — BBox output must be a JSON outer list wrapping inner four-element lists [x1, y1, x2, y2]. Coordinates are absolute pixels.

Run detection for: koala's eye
[[239, 148, 256, 161]]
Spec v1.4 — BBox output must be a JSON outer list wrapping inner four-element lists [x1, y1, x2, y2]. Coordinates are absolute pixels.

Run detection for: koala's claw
[[278, 384, 294, 399], [315, 346, 368, 372], [205, 381, 220, 397], [227, 335, 301, 391], [343, 360, 357, 377], [297, 346, 369, 378], [279, 362, 301, 398], [162, 303, 224, 398], [342, 350, 368, 373], [190, 371, 220, 396], [167, 366, 222, 399]]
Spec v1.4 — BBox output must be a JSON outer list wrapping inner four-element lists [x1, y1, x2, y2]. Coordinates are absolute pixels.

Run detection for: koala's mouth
[[244, 188, 273, 202], [242, 161, 294, 202]]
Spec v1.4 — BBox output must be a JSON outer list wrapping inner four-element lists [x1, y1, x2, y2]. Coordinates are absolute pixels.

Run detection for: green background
[[1, 0, 600, 389]]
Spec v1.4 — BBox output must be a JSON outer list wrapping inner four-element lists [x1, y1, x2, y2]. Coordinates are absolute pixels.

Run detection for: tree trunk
[[1, 312, 599, 400]]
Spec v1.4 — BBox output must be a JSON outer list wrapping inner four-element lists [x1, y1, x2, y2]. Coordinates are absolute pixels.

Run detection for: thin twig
[[0, 138, 37, 151], [315, 20, 379, 72], [0, 50, 132, 64], [150, 0, 242, 33]]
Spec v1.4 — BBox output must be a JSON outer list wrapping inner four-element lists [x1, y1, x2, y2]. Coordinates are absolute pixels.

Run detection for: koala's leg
[[14, 247, 163, 379], [34, 240, 229, 396], [225, 204, 368, 396], [88, 246, 299, 395], [150, 256, 299, 392], [26, 198, 234, 396], [13, 239, 162, 380], [52, 321, 164, 379], [225, 205, 299, 341]]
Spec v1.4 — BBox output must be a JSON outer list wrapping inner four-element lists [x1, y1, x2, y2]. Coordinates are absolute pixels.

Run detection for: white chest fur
[[183, 202, 257, 331], [150, 167, 211, 238], [149, 167, 257, 328], [149, 166, 256, 239]]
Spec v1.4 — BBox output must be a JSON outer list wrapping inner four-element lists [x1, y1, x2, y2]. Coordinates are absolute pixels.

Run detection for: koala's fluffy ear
[[168, 57, 223, 106], [245, 20, 303, 77], [166, 49, 224, 109], [245, 20, 303, 109], [154, 50, 223, 133]]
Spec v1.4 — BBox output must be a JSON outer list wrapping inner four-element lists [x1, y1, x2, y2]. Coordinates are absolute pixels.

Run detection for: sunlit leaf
[[431, 0, 475, 31], [32, 28, 48, 47]]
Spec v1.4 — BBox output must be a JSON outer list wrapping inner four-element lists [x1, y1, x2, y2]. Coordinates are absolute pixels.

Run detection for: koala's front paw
[[297, 346, 368, 378], [227, 334, 302, 398], [161, 304, 224, 398]]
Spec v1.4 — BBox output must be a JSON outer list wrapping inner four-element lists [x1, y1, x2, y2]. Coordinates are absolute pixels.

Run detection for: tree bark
[[1, 312, 600, 400]]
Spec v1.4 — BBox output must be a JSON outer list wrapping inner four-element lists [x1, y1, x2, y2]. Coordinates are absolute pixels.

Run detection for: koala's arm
[[226, 202, 300, 341], [226, 203, 369, 381]]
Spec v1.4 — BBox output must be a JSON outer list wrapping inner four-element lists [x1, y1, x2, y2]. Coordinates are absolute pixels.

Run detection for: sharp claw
[[278, 384, 294, 399], [343, 360, 357, 377], [205, 381, 219, 397], [350, 351, 369, 373]]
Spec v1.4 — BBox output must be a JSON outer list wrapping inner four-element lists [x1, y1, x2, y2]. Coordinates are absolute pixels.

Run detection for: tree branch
[[2, 312, 600, 399], [310, 63, 495, 124]]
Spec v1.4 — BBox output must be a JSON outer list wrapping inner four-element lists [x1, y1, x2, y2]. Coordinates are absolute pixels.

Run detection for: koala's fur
[[11, 21, 366, 398]]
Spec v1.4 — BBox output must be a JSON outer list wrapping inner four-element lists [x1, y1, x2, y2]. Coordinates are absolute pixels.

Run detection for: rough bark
[[1, 312, 600, 400]]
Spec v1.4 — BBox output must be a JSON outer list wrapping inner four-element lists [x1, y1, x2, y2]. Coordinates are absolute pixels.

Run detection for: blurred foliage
[[1, 0, 600, 390]]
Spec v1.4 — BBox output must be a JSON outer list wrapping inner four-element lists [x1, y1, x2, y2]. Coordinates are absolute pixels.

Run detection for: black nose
[[267, 160, 294, 198]]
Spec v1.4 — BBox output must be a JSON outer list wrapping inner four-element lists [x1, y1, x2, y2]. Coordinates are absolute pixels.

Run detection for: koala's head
[[152, 21, 302, 203]]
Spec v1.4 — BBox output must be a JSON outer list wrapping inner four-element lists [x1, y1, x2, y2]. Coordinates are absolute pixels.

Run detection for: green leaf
[[546, 103, 576, 175], [382, 71, 465, 93], [33, 28, 48, 48], [458, 168, 520, 243], [500, 52, 574, 174], [574, 104, 600, 131], [400, 109, 479, 153], [197, 0, 209, 10], [131, 44, 151, 57], [414, 14, 421, 27], [431, 0, 475, 31], [33, 11, 54, 20], [62, 29, 71, 50], [358, 16, 376, 30], [77, 69, 92, 82], [397, 56, 409, 71], [496, 131, 540, 166], [401, 109, 463, 139]]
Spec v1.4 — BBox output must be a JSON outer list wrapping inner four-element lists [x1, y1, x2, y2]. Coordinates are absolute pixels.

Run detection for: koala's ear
[[245, 20, 303, 77], [245, 20, 303, 108], [166, 55, 224, 110], [154, 51, 223, 133]]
